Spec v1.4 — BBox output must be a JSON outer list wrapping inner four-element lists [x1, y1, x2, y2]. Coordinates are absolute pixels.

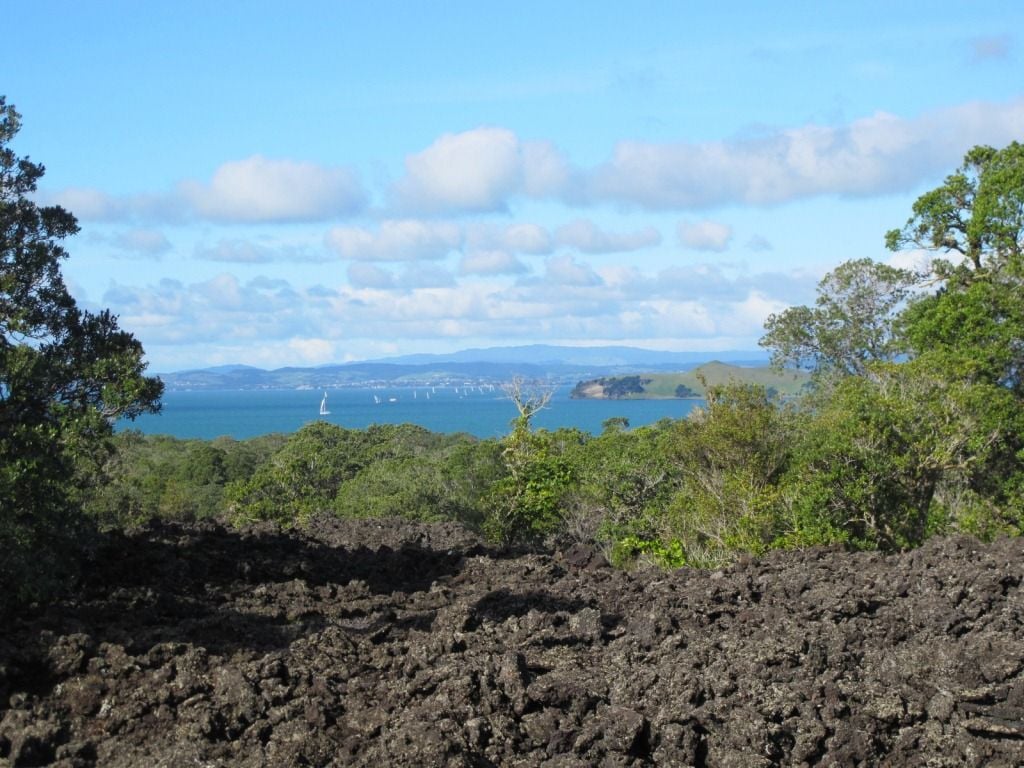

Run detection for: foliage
[[333, 438, 502, 526], [227, 422, 455, 526], [81, 431, 286, 527], [12, 133, 1021, 586], [761, 258, 915, 380], [660, 382, 794, 566], [761, 141, 1024, 550], [482, 380, 576, 545], [563, 420, 680, 554], [885, 142, 1024, 272], [0, 98, 162, 609], [608, 535, 687, 569]]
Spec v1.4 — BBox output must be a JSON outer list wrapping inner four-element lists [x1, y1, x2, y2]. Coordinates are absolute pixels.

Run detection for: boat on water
[[319, 392, 331, 416]]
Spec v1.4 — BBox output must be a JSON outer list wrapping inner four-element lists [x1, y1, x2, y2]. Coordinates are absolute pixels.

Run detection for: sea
[[122, 385, 703, 441]]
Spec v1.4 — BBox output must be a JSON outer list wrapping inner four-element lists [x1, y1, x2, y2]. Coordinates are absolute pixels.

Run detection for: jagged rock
[[0, 518, 1022, 766]]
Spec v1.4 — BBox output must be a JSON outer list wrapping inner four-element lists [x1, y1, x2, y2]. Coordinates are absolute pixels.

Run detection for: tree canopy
[[1, 97, 163, 607]]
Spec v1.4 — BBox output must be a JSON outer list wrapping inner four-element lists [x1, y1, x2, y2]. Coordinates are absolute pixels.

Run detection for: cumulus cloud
[[584, 98, 1024, 208], [678, 220, 733, 251], [391, 127, 570, 213], [542, 254, 604, 287], [109, 259, 821, 370], [348, 263, 395, 289], [49, 97, 1024, 234], [179, 155, 366, 222], [499, 223, 553, 254], [462, 222, 553, 258], [396, 264, 457, 290], [326, 219, 461, 261], [44, 187, 181, 222], [109, 228, 171, 257], [459, 249, 529, 276], [47, 187, 128, 220], [195, 239, 275, 263], [194, 238, 326, 263], [555, 218, 661, 253]]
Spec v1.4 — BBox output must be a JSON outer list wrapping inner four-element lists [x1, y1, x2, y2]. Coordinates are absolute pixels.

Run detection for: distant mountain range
[[158, 345, 770, 391]]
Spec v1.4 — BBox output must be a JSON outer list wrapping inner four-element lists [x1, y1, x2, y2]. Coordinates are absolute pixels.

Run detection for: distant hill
[[158, 345, 770, 391], [570, 362, 809, 400], [366, 345, 768, 368]]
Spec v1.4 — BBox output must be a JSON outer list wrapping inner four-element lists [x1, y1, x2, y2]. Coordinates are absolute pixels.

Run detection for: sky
[[4, 1, 1023, 372]]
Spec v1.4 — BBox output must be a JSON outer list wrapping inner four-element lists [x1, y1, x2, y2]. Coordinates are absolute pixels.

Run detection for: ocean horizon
[[122, 385, 703, 441]]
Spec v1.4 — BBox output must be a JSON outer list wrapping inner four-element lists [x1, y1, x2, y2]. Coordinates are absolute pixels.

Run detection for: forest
[[2, 94, 1023, 614]]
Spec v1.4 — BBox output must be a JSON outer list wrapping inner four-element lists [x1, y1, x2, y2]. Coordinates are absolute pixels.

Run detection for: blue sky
[[5, 2, 1023, 371]]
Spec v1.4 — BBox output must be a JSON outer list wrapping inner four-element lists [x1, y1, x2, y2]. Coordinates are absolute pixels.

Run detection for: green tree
[[885, 142, 1024, 536], [763, 143, 1024, 550], [886, 142, 1024, 273], [1, 97, 162, 607], [761, 258, 915, 381], [565, 419, 681, 562], [227, 421, 465, 527], [227, 422, 377, 525], [662, 382, 793, 566], [483, 379, 579, 545]]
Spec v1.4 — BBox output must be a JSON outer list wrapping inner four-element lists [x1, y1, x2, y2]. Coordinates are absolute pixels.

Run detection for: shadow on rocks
[[9, 519, 473, 664]]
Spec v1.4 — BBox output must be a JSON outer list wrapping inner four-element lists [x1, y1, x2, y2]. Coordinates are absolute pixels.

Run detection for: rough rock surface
[[1, 518, 1023, 767]]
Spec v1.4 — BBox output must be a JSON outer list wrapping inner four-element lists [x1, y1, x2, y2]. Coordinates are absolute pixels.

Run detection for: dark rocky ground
[[1, 517, 1023, 767]]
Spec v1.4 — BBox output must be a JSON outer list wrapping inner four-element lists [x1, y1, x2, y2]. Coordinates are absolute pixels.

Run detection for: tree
[[886, 142, 1024, 274], [885, 142, 1024, 535], [0, 97, 162, 607], [761, 258, 915, 380], [662, 382, 794, 566], [767, 142, 1024, 551], [483, 378, 573, 545], [888, 143, 1024, 394]]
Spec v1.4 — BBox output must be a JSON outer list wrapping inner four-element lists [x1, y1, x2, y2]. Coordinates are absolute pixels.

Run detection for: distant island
[[157, 345, 770, 391], [570, 361, 809, 399]]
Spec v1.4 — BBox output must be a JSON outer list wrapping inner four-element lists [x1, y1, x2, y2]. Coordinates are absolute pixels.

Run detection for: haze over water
[[124, 386, 703, 441]]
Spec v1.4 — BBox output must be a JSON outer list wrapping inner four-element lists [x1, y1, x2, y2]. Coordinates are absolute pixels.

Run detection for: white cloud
[[396, 264, 457, 290], [179, 155, 366, 222], [391, 127, 569, 213], [500, 223, 553, 254], [287, 338, 337, 365], [111, 228, 171, 256], [195, 239, 273, 263], [584, 98, 1024, 208], [109, 259, 824, 370], [44, 187, 181, 222], [49, 96, 1024, 241], [885, 248, 934, 273], [47, 187, 127, 220], [459, 249, 529, 276], [326, 219, 461, 261], [555, 218, 661, 254], [678, 220, 733, 251], [348, 263, 395, 289], [542, 254, 604, 287], [521, 140, 572, 197], [193, 238, 326, 264]]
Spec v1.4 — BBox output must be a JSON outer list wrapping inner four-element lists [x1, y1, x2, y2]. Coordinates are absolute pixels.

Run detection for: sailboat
[[319, 391, 331, 416]]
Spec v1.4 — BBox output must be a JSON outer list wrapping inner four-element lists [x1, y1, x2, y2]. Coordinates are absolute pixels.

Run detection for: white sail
[[319, 391, 330, 416]]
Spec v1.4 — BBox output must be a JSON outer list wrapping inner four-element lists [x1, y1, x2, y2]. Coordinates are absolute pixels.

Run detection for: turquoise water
[[123, 386, 703, 440]]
